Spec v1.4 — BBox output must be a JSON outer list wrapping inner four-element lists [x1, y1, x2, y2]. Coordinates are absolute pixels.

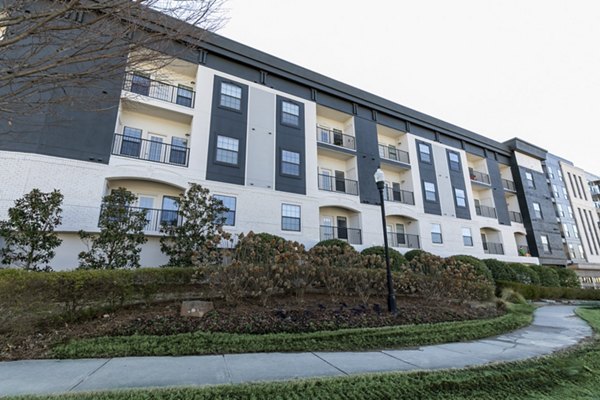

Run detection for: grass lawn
[[50, 303, 533, 358], [6, 306, 600, 400]]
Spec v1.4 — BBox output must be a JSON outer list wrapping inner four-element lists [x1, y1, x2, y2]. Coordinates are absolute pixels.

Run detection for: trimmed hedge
[[553, 267, 580, 288], [531, 265, 560, 287], [498, 280, 600, 300], [447, 255, 493, 282], [313, 239, 356, 250], [403, 249, 430, 262], [361, 246, 406, 271]]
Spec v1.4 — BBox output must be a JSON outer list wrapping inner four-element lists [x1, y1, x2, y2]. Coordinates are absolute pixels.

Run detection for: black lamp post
[[374, 167, 397, 314]]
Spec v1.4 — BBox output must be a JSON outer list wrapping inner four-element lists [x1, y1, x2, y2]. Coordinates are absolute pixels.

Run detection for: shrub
[[497, 281, 600, 301], [403, 249, 430, 262], [500, 288, 528, 305], [406, 251, 445, 276], [483, 259, 516, 282], [553, 266, 580, 288], [308, 243, 377, 270], [447, 255, 493, 282], [234, 231, 289, 265], [361, 246, 406, 271], [313, 239, 355, 251], [508, 263, 540, 285], [530, 265, 560, 287]]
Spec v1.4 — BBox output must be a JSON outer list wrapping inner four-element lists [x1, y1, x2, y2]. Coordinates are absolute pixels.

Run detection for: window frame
[[219, 81, 243, 111], [454, 188, 467, 208], [462, 227, 473, 246], [418, 142, 432, 164], [281, 203, 301, 232], [280, 149, 301, 177], [215, 135, 240, 166], [533, 202, 543, 219], [281, 100, 301, 127], [541, 234, 551, 253], [213, 194, 236, 226], [448, 151, 461, 171], [525, 171, 536, 189], [423, 181, 437, 202], [431, 223, 443, 244]]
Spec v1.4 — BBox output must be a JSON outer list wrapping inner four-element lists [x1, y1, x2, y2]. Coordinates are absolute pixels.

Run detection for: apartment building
[[0, 21, 579, 271]]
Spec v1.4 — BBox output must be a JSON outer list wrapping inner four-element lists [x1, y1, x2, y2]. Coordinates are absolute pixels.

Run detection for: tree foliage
[[78, 188, 147, 270], [160, 183, 230, 267], [0, 188, 63, 271]]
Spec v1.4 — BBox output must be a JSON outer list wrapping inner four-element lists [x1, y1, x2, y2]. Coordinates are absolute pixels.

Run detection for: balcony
[[320, 225, 362, 245], [483, 242, 504, 255], [388, 232, 420, 249], [123, 72, 195, 108], [469, 168, 491, 186], [502, 179, 517, 192], [316, 126, 356, 150], [383, 186, 415, 205], [100, 205, 181, 233], [378, 144, 410, 164], [476, 204, 497, 219], [509, 210, 523, 223], [318, 174, 359, 196], [112, 134, 190, 167], [518, 245, 531, 257]]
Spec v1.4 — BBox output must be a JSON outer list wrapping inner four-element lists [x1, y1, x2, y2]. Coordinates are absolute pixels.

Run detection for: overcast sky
[[218, 0, 600, 173]]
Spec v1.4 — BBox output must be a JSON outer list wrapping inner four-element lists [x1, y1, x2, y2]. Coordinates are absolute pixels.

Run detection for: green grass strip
[[51, 304, 533, 359], [8, 305, 600, 400]]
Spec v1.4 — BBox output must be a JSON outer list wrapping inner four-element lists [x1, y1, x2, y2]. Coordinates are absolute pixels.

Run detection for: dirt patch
[[1, 295, 502, 361]]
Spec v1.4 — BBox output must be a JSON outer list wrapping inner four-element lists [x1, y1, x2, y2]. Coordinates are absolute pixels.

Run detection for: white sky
[[219, 0, 600, 173]]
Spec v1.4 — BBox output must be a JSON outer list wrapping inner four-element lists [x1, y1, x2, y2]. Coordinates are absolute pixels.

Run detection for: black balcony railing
[[388, 232, 420, 249], [383, 186, 415, 205], [316, 126, 356, 150], [378, 144, 410, 164], [476, 204, 497, 219], [319, 225, 362, 244], [318, 174, 359, 195], [469, 168, 491, 185], [502, 179, 517, 191], [483, 242, 504, 255], [99, 205, 182, 233], [112, 134, 190, 166], [123, 72, 196, 108], [509, 210, 523, 223]]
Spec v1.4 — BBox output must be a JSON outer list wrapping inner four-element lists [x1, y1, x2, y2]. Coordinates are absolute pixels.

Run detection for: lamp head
[[374, 168, 385, 183]]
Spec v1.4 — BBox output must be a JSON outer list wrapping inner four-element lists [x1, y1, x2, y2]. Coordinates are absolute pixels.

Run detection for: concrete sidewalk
[[0, 305, 593, 397]]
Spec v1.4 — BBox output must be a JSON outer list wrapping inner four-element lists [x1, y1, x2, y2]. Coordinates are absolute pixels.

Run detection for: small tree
[[78, 188, 147, 269], [160, 183, 229, 266], [0, 188, 63, 271]]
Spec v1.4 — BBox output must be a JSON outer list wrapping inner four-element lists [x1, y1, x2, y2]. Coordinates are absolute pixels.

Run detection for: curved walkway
[[0, 305, 593, 398]]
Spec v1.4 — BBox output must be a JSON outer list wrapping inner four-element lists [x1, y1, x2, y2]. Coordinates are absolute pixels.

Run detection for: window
[[533, 202, 543, 219], [574, 224, 580, 239], [281, 204, 301, 231], [130, 72, 150, 96], [552, 184, 559, 198], [169, 137, 188, 165], [558, 168, 564, 181], [563, 223, 571, 238], [160, 196, 180, 226], [525, 171, 535, 189], [176, 85, 194, 107], [462, 228, 473, 246], [424, 181, 437, 202], [562, 187, 569, 199], [556, 204, 565, 217], [547, 166, 555, 179], [216, 136, 239, 165], [121, 126, 142, 157], [568, 205, 574, 218], [568, 244, 576, 259], [213, 195, 236, 226], [220, 82, 242, 110], [454, 188, 466, 207], [541, 234, 551, 253], [281, 101, 300, 126], [448, 151, 460, 171], [431, 224, 443, 244], [579, 244, 586, 258], [418, 143, 431, 163], [281, 150, 300, 176]]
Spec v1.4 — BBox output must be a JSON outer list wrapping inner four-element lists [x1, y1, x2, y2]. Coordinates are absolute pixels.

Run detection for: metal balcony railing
[[318, 174, 359, 195], [509, 210, 523, 223], [123, 72, 196, 108], [99, 205, 182, 233], [483, 242, 504, 255], [469, 168, 491, 185], [316, 126, 356, 150], [378, 144, 410, 164], [476, 204, 497, 219], [383, 186, 415, 205], [319, 225, 362, 245], [112, 134, 190, 167], [502, 179, 516, 191], [388, 232, 420, 249]]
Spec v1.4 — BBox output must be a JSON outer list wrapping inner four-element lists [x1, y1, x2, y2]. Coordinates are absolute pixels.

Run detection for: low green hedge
[[498, 280, 600, 300]]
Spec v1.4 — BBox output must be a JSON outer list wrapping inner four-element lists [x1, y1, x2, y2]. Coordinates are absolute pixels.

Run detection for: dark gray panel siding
[[447, 150, 471, 220], [410, 124, 436, 141], [315, 93, 354, 115], [486, 158, 511, 225], [377, 113, 407, 132], [206, 76, 249, 186], [354, 117, 380, 205], [417, 140, 442, 215], [275, 96, 306, 195]]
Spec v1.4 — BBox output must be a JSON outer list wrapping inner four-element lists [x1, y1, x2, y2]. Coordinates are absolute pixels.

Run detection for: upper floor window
[[220, 82, 242, 110], [418, 143, 432, 164], [462, 228, 473, 246], [574, 224, 580, 239], [552, 184, 559, 198], [525, 171, 535, 189], [281, 150, 300, 176], [557, 168, 564, 182], [533, 202, 543, 219], [170, 137, 188, 165], [130, 72, 151, 96], [563, 187, 569, 199], [454, 188, 466, 207], [281, 101, 300, 126], [431, 223, 443, 244], [120, 126, 142, 157], [176, 85, 194, 107], [563, 223, 571, 238], [281, 204, 301, 231], [448, 151, 460, 171], [213, 195, 236, 226], [547, 166, 555, 179], [216, 135, 239, 165], [424, 181, 437, 202], [541, 234, 551, 253], [568, 205, 574, 218], [556, 204, 565, 217]]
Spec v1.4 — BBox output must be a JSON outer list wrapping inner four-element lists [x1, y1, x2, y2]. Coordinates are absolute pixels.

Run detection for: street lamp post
[[374, 167, 397, 314]]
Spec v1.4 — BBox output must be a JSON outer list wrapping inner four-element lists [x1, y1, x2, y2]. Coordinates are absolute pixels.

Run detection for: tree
[[160, 183, 230, 266], [0, 188, 63, 271], [78, 188, 147, 269], [0, 0, 227, 116]]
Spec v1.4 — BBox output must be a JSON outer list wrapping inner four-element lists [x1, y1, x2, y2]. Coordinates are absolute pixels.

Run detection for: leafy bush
[[308, 244, 379, 270], [447, 255, 493, 282], [403, 249, 430, 262], [530, 265, 560, 287], [483, 259, 516, 282], [552, 266, 580, 288], [498, 281, 600, 300], [234, 231, 289, 265], [507, 263, 540, 285], [500, 288, 527, 305], [361, 246, 406, 271], [313, 239, 355, 250]]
